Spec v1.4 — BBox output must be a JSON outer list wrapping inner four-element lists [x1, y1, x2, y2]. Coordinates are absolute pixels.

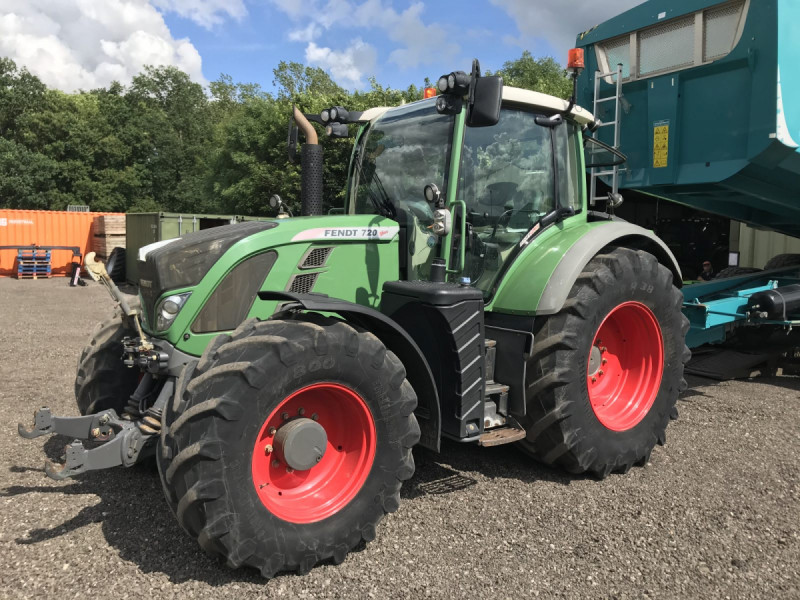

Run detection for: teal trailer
[[575, 0, 800, 351], [576, 0, 800, 238]]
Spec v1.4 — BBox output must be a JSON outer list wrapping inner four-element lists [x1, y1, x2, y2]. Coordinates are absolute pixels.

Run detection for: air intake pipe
[[293, 106, 324, 217]]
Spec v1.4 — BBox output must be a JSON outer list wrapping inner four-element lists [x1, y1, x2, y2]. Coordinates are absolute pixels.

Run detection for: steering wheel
[[489, 208, 515, 241]]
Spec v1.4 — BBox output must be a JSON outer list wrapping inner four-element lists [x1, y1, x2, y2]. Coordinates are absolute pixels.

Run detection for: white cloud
[[274, 0, 459, 88], [289, 22, 322, 43], [0, 0, 206, 92], [491, 0, 643, 58], [305, 38, 377, 88], [151, 0, 247, 29]]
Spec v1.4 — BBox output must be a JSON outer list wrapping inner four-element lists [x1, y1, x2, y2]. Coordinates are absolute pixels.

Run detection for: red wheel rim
[[251, 383, 376, 524], [586, 301, 664, 432]]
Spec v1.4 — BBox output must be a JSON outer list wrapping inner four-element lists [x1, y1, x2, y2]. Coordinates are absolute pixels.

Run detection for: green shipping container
[[125, 212, 239, 283]]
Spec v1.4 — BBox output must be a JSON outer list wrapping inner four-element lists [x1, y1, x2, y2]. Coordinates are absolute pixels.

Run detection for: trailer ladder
[[590, 63, 624, 207]]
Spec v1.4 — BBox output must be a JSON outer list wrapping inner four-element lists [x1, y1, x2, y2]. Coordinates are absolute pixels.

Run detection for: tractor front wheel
[[518, 247, 690, 477], [74, 301, 140, 415], [157, 316, 419, 577]]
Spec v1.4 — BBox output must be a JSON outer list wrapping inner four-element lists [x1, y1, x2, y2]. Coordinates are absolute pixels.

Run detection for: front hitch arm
[[18, 379, 175, 481]]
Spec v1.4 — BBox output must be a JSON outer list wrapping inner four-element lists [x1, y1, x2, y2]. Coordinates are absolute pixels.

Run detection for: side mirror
[[325, 122, 350, 138], [467, 75, 502, 127]]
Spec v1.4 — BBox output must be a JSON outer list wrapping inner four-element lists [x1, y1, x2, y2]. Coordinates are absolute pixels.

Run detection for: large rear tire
[[714, 266, 761, 279], [157, 316, 419, 577], [74, 301, 140, 415], [763, 253, 800, 270], [518, 247, 690, 477]]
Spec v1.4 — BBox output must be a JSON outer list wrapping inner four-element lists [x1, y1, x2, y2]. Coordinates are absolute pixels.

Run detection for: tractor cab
[[343, 85, 591, 295]]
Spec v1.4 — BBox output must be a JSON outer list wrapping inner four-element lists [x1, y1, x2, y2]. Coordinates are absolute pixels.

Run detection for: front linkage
[[19, 376, 173, 480], [18, 253, 176, 480]]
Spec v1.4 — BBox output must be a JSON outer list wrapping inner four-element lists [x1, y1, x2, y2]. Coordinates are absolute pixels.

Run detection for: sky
[[0, 0, 644, 94]]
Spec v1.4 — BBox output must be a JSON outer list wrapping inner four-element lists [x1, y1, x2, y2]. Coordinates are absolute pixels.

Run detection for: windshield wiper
[[353, 154, 396, 219]]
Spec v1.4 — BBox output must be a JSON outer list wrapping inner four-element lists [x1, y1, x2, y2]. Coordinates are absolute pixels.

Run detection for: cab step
[[478, 416, 526, 447]]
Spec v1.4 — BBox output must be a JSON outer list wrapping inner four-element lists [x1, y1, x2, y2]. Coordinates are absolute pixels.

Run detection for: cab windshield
[[351, 99, 453, 219], [350, 99, 454, 279]]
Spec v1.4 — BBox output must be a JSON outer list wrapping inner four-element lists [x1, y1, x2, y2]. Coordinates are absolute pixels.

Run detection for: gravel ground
[[0, 277, 798, 599]]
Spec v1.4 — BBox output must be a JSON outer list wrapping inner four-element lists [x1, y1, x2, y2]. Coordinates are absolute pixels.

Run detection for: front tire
[[74, 302, 140, 415], [518, 248, 690, 477], [157, 316, 419, 577]]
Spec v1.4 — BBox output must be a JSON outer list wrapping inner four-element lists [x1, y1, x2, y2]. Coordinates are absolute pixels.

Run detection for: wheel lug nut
[[298, 407, 305, 416], [591, 376, 597, 383], [268, 426, 276, 435], [271, 459, 280, 468], [281, 412, 289, 421], [264, 444, 273, 455], [286, 467, 294, 474], [600, 346, 607, 353], [311, 413, 319, 421], [598, 370, 604, 376], [601, 358, 607, 365]]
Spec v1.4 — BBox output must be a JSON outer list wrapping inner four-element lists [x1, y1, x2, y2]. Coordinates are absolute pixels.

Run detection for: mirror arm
[[562, 71, 579, 117]]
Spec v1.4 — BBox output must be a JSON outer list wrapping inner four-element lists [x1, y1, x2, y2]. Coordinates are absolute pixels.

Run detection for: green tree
[[488, 51, 572, 99], [126, 66, 214, 213]]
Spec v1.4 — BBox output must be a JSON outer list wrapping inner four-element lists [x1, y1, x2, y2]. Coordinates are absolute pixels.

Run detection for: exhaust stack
[[293, 106, 324, 217]]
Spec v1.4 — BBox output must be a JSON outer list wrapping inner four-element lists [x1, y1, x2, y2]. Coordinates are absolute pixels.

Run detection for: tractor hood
[[138, 214, 401, 352]]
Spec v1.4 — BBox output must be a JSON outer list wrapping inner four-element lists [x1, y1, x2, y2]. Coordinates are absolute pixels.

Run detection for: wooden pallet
[[17, 272, 51, 279], [93, 215, 126, 236], [92, 234, 126, 257]]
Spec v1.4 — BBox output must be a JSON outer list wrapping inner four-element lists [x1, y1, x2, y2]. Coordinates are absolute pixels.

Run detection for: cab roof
[[360, 86, 595, 126]]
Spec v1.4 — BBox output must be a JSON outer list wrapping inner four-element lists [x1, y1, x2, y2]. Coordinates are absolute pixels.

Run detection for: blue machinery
[[682, 269, 800, 349]]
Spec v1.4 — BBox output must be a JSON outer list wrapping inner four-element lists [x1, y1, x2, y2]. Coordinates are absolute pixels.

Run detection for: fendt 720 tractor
[[20, 57, 689, 576]]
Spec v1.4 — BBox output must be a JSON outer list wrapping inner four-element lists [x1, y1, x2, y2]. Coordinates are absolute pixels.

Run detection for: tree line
[[0, 52, 571, 217]]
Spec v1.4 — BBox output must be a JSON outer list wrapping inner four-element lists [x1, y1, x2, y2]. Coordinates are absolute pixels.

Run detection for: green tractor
[[20, 59, 688, 577]]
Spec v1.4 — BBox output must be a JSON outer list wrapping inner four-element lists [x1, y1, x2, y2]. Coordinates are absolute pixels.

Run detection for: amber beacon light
[[567, 48, 585, 72]]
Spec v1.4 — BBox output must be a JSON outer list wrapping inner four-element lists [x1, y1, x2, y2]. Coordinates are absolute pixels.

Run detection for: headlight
[[155, 292, 191, 332]]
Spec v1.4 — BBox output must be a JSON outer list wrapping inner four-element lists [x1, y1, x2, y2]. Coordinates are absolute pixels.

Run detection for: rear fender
[[537, 222, 682, 316]]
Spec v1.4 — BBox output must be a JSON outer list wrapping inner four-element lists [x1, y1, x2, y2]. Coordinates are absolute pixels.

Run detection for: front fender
[[258, 291, 441, 452]]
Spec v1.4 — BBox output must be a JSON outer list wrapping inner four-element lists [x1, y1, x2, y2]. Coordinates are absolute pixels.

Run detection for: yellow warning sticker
[[653, 121, 669, 168]]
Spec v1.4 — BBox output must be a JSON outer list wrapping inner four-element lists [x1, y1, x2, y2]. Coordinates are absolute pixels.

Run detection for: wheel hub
[[251, 382, 377, 524], [274, 417, 327, 471], [588, 345, 603, 375]]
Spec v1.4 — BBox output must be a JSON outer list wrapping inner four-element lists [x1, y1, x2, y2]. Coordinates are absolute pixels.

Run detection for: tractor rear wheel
[[714, 266, 762, 279], [763, 253, 800, 270], [518, 247, 690, 478], [157, 316, 419, 577], [74, 301, 140, 415]]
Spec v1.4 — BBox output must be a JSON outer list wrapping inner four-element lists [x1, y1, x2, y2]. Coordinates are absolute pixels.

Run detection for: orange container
[[0, 209, 124, 277]]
